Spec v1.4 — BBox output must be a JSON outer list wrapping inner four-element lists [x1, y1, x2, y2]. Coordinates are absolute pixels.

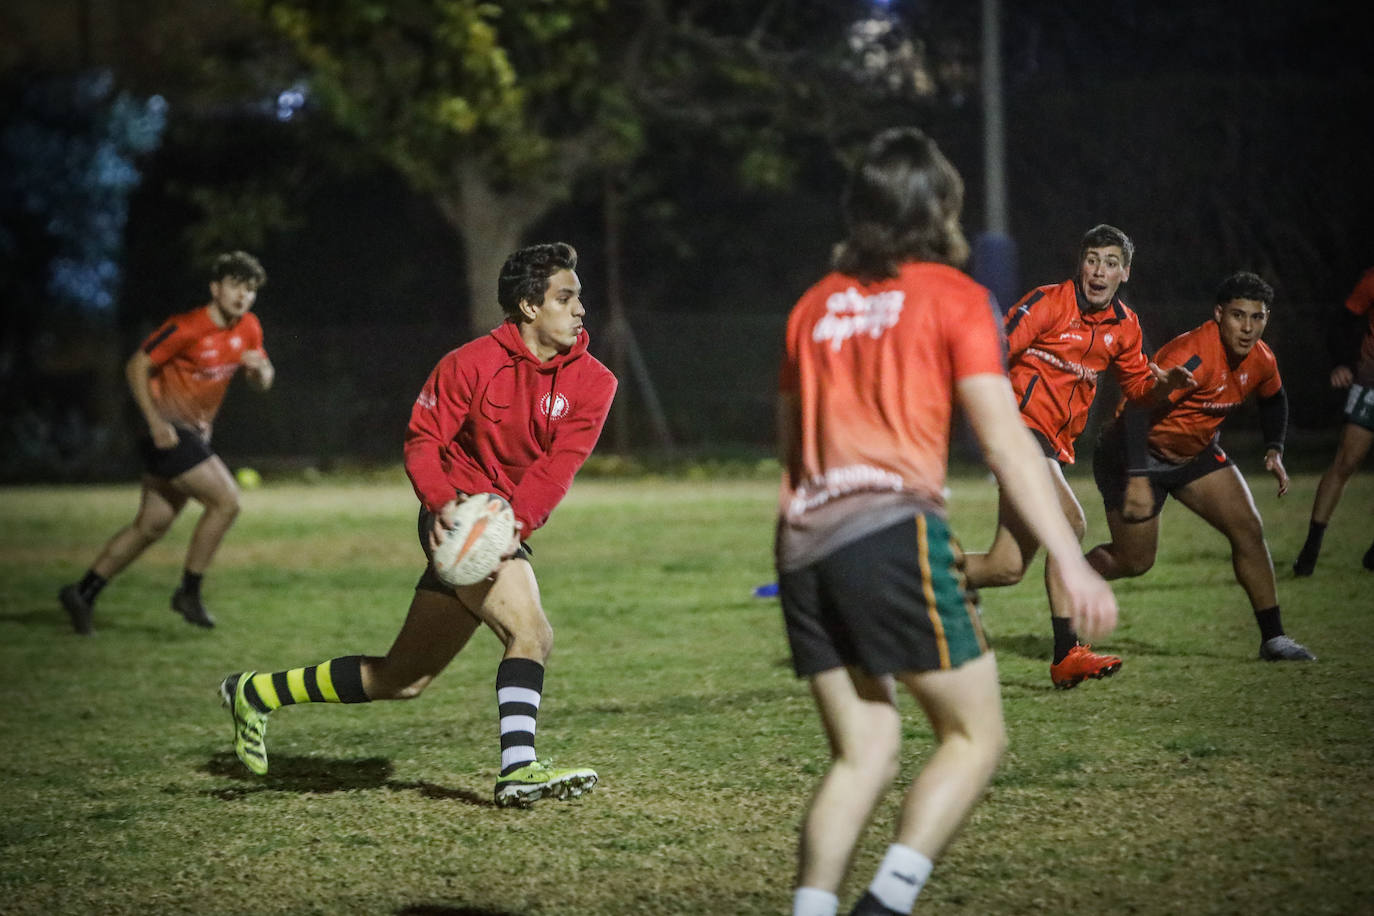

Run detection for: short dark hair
[[212, 251, 267, 288], [1215, 271, 1274, 308], [832, 127, 970, 282], [497, 242, 579, 320], [1079, 224, 1134, 268]]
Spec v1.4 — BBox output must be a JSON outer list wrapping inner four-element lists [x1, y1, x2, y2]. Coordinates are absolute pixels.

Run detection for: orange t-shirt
[[1344, 268, 1374, 386], [1004, 279, 1156, 464], [1143, 320, 1281, 463], [777, 261, 1005, 569], [141, 306, 265, 439]]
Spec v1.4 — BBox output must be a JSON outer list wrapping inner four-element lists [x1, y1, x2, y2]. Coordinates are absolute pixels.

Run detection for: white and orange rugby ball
[[431, 493, 517, 587]]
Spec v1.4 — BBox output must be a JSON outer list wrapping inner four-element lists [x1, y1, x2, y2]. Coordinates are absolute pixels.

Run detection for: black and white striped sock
[[496, 658, 544, 776]]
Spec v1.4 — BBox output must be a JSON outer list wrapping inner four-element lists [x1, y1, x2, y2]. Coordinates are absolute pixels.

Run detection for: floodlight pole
[[973, 0, 1019, 312]]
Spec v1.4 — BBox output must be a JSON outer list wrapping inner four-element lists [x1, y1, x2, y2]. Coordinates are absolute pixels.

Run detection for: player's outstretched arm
[[957, 373, 1119, 641]]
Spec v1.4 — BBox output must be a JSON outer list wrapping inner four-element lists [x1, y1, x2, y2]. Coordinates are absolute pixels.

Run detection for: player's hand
[[1150, 361, 1196, 393], [1054, 557, 1118, 643], [241, 349, 268, 370], [1121, 475, 1155, 522], [430, 498, 463, 550], [500, 520, 526, 560], [1265, 449, 1290, 497], [1330, 365, 1354, 389], [150, 419, 179, 450]]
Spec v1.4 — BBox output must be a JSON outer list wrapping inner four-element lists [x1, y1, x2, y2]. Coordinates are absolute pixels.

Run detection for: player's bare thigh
[[1172, 464, 1263, 544], [170, 454, 239, 511], [455, 557, 552, 658], [367, 588, 483, 698], [1333, 421, 1374, 474]]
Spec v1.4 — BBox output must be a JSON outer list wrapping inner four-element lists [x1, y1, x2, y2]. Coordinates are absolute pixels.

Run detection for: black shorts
[[778, 513, 989, 678], [1093, 425, 1232, 520], [138, 424, 214, 479], [1028, 428, 1062, 462], [414, 506, 531, 595]]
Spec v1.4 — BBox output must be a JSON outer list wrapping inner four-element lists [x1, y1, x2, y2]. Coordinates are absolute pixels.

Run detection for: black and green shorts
[[778, 513, 989, 678], [1344, 382, 1374, 432]]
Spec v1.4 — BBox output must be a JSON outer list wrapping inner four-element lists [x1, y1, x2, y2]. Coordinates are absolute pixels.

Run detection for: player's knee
[[134, 514, 174, 542], [1120, 552, 1155, 578], [980, 559, 1027, 588], [390, 676, 434, 700]]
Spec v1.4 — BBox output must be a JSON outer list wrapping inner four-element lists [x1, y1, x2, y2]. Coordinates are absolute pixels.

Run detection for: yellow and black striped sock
[[242, 655, 369, 712]]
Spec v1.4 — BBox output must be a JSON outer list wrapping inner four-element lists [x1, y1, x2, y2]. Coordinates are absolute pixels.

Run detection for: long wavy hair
[[832, 127, 970, 282]]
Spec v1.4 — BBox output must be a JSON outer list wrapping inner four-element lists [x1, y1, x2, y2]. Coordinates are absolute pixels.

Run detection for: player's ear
[[1213, 303, 1224, 324], [519, 298, 539, 322]]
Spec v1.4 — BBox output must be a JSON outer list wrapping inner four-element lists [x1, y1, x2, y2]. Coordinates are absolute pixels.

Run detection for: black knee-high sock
[[1051, 616, 1078, 663], [496, 658, 544, 776], [243, 656, 370, 713]]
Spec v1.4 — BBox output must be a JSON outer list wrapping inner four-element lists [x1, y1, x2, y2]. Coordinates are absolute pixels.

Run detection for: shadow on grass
[[397, 905, 526, 916], [201, 753, 494, 807]]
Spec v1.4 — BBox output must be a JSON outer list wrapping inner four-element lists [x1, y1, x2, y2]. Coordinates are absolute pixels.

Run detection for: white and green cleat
[[494, 760, 598, 808], [219, 672, 270, 775]]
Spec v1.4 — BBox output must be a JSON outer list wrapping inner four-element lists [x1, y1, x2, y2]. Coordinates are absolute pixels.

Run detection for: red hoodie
[[404, 321, 617, 535]]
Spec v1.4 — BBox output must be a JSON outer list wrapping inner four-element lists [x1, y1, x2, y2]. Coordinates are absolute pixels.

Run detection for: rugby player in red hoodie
[[219, 242, 617, 807], [963, 225, 1194, 688], [1085, 271, 1315, 662]]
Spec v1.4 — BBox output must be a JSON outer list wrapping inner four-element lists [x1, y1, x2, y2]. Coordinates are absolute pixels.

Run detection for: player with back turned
[[777, 127, 1117, 916]]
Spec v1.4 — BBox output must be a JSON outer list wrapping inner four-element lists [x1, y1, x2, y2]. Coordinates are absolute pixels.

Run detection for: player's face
[[1077, 246, 1131, 310], [209, 277, 259, 323], [521, 269, 585, 360], [1214, 298, 1269, 358]]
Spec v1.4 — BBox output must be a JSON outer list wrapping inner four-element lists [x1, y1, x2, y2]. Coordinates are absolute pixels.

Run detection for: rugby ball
[[431, 493, 517, 587]]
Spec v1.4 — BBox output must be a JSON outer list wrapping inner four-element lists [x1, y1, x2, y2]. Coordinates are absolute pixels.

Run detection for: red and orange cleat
[[1050, 644, 1122, 689]]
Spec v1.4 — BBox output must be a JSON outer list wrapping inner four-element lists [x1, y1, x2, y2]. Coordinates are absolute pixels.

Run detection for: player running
[[58, 251, 273, 634], [219, 242, 616, 808], [1293, 266, 1374, 576], [1085, 271, 1315, 662], [779, 127, 1117, 916], [962, 225, 1193, 688]]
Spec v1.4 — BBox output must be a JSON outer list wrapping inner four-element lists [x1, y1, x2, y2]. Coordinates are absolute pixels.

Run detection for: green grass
[[2, 468, 1372, 915]]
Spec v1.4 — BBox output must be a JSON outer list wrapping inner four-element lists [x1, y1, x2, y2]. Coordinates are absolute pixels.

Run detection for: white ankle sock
[[867, 843, 933, 913], [793, 886, 839, 916]]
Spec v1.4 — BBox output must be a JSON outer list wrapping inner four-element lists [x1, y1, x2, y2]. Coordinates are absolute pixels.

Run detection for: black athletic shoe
[[59, 584, 94, 636], [1292, 551, 1317, 578], [171, 589, 215, 628], [849, 891, 905, 916], [1363, 544, 1374, 572]]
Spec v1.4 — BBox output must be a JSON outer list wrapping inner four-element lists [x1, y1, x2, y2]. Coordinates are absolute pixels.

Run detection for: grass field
[[2, 466, 1372, 915]]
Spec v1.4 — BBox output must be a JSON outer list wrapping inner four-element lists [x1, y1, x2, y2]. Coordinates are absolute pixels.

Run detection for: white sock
[[867, 843, 933, 913], [792, 886, 839, 916]]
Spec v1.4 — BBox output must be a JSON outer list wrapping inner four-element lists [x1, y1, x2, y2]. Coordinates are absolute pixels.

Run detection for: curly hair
[[1214, 271, 1274, 308], [212, 251, 267, 289], [497, 243, 578, 320]]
